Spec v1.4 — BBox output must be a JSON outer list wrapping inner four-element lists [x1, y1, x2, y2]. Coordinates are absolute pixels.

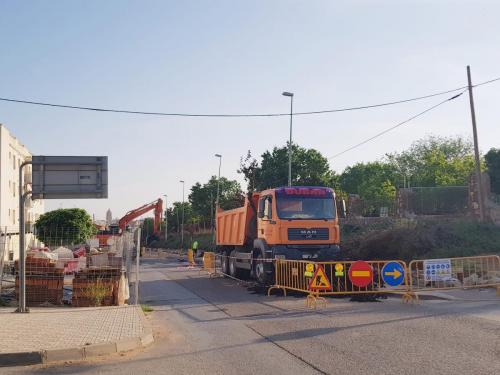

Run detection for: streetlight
[[163, 194, 168, 243], [282, 91, 294, 186], [215, 154, 222, 209], [214, 154, 222, 243], [179, 180, 185, 250]]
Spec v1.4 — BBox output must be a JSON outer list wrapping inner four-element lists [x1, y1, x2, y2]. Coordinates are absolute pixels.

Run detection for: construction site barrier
[[201, 252, 217, 276], [408, 255, 500, 294], [187, 249, 195, 266], [197, 253, 500, 308], [269, 259, 415, 307]]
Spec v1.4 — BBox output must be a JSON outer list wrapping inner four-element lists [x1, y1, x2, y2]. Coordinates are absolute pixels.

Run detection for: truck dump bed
[[216, 195, 258, 246]]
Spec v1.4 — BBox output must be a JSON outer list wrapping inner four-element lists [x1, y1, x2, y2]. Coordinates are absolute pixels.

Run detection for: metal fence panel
[[409, 255, 500, 291]]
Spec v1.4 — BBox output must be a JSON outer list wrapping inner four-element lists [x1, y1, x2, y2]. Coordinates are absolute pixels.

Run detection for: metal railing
[[270, 259, 414, 307], [408, 255, 500, 292]]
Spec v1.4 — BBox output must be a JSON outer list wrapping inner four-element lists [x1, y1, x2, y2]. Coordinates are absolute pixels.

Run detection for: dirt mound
[[341, 219, 500, 262]]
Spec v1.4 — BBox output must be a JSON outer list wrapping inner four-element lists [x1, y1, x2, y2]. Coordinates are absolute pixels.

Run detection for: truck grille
[[288, 228, 329, 241]]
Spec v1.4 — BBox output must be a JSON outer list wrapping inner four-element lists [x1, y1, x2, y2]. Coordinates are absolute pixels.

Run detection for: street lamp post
[[282, 91, 294, 186], [215, 154, 222, 210], [214, 154, 222, 243], [180, 180, 185, 250], [163, 194, 168, 244]]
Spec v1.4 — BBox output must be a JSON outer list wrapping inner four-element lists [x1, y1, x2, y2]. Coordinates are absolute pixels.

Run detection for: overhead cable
[[0, 76, 497, 118], [327, 90, 467, 160]]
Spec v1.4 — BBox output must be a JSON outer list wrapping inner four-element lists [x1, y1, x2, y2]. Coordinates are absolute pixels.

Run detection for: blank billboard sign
[[31, 156, 108, 199]]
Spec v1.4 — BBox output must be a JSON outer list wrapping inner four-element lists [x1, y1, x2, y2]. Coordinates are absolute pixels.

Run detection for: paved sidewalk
[[0, 306, 153, 367]]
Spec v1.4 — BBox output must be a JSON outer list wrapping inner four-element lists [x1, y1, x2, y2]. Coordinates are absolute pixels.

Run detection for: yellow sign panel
[[304, 263, 314, 277], [309, 265, 332, 290], [334, 263, 344, 276]]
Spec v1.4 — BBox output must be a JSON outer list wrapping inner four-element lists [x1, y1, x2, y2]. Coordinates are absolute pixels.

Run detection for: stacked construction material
[[72, 268, 122, 307], [15, 257, 64, 306]]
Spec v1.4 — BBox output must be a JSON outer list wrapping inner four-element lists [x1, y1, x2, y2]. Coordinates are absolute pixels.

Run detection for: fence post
[[0, 228, 5, 296], [134, 228, 141, 305]]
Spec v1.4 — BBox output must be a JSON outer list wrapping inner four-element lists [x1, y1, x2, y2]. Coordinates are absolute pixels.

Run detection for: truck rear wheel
[[220, 253, 229, 275], [229, 251, 238, 278], [229, 250, 250, 279], [254, 253, 272, 285]]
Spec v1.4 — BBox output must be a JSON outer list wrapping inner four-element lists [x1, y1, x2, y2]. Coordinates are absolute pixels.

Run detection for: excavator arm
[[118, 198, 163, 235]]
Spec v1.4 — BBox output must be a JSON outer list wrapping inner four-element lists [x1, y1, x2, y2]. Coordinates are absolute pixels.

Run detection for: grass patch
[[0, 298, 8, 307], [141, 304, 154, 313]]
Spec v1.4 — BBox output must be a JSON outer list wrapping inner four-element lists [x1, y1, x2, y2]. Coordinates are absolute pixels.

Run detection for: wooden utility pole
[[467, 65, 486, 222]]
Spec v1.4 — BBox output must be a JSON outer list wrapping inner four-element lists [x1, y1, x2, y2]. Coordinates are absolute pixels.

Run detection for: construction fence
[[197, 252, 500, 307], [1, 228, 139, 309], [346, 186, 471, 218]]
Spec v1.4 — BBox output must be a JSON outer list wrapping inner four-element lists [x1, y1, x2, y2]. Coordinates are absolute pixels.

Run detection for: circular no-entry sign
[[348, 261, 373, 288]]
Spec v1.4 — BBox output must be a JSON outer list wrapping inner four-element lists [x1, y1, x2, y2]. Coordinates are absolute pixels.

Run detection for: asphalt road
[[4, 255, 500, 375]]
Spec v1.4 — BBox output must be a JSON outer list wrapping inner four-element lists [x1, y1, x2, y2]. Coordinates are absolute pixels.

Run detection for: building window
[[13, 156, 16, 169], [8, 209, 10, 217], [13, 182, 16, 197], [12, 210, 16, 224]]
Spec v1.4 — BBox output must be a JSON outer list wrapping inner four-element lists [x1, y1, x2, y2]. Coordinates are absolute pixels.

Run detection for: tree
[[165, 201, 194, 233], [35, 208, 96, 246], [485, 148, 500, 194], [189, 176, 243, 226], [339, 162, 396, 195], [339, 162, 397, 215], [386, 136, 476, 187], [238, 144, 337, 192]]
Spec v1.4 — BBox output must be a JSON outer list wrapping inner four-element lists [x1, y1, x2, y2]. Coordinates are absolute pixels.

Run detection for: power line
[[327, 90, 467, 160], [473, 76, 500, 88], [0, 77, 497, 118]]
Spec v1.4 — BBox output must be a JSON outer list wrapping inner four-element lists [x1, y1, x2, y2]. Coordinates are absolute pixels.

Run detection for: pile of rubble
[[15, 257, 65, 305], [72, 267, 123, 307], [14, 247, 129, 307]]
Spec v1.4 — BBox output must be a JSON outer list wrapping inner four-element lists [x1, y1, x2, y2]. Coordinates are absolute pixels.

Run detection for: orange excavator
[[96, 198, 163, 247]]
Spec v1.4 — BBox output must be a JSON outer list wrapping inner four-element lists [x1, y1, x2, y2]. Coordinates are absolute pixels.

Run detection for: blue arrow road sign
[[381, 262, 405, 287]]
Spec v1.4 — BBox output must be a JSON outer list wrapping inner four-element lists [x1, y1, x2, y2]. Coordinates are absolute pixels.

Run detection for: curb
[[0, 308, 154, 368]]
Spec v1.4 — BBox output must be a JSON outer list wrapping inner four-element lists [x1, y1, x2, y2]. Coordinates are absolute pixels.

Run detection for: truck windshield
[[275, 187, 336, 220]]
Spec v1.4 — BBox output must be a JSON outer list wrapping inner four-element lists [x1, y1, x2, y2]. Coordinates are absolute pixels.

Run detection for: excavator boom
[[118, 198, 163, 235]]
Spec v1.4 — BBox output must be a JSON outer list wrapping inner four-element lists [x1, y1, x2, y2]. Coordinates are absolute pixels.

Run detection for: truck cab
[[256, 186, 340, 261]]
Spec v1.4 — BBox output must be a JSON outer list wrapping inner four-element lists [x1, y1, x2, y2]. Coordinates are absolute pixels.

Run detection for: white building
[[0, 124, 45, 263]]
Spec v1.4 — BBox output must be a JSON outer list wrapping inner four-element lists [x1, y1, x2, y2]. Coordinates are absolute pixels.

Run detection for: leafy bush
[[35, 208, 96, 246]]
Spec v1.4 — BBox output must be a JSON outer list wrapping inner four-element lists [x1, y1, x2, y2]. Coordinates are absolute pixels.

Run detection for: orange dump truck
[[216, 186, 341, 284]]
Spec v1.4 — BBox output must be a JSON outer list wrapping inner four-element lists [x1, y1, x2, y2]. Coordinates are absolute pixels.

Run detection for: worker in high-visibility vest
[[192, 240, 199, 257]]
